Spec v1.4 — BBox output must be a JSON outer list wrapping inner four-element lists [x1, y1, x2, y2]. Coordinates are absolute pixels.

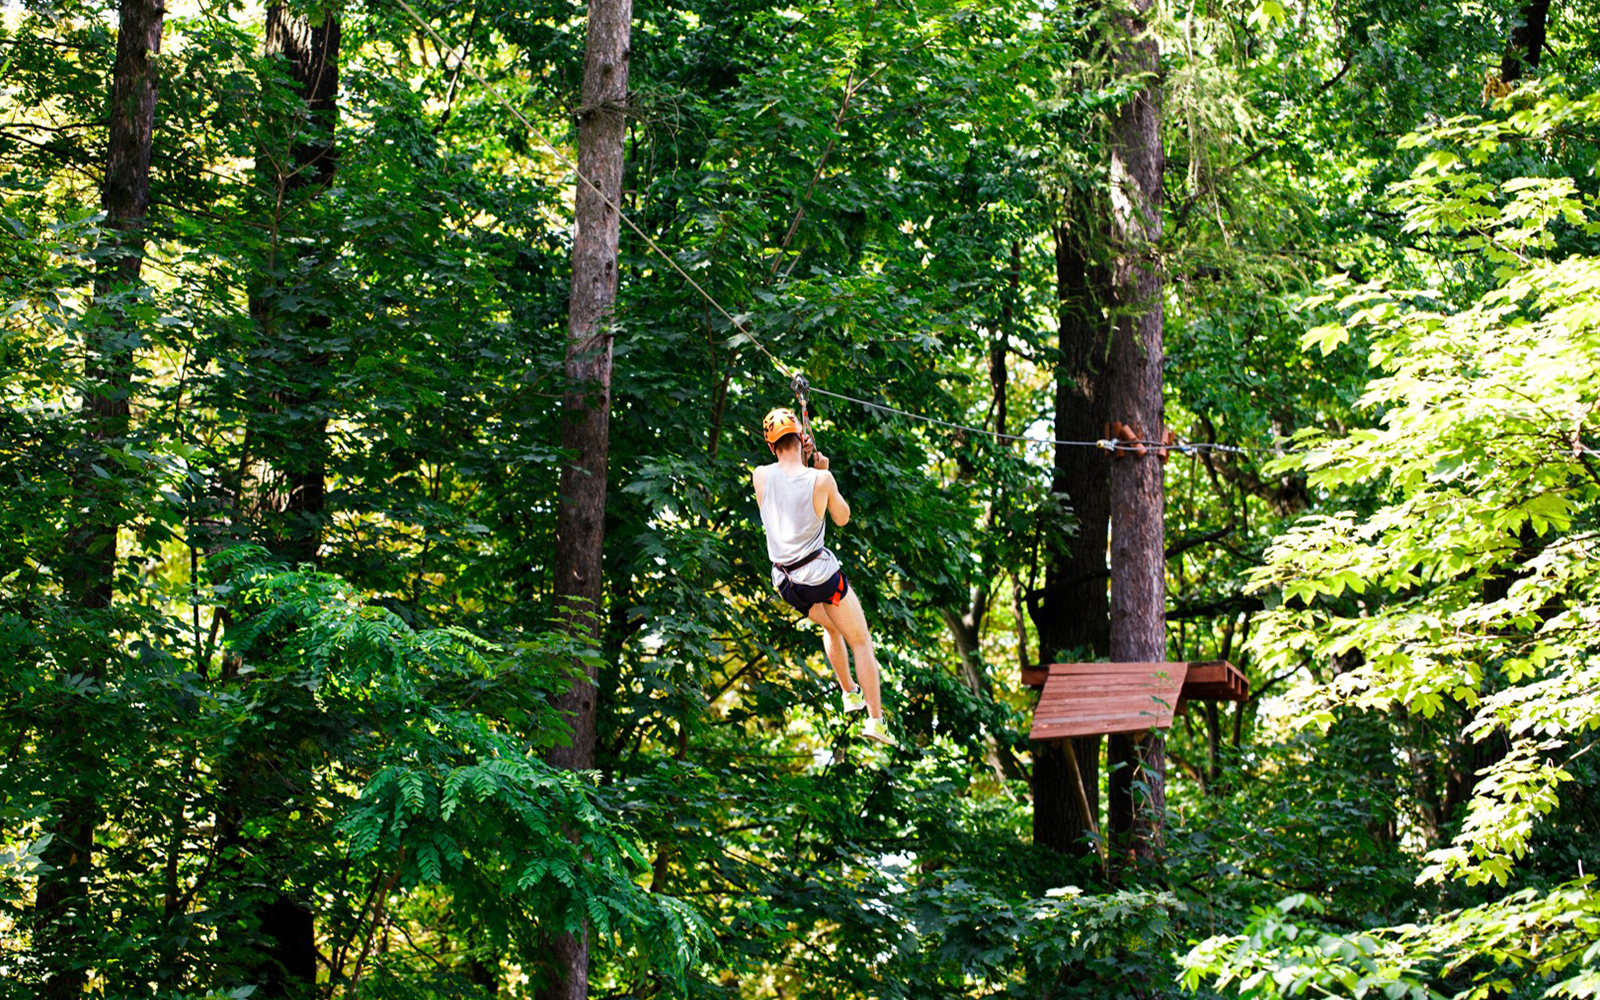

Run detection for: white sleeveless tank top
[[758, 464, 841, 587]]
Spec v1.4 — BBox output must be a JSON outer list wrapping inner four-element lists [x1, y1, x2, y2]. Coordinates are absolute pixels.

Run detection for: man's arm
[[811, 455, 851, 526], [825, 473, 851, 525]]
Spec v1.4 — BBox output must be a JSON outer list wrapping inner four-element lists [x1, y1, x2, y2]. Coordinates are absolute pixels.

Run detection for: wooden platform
[[1026, 661, 1249, 742], [1179, 660, 1249, 701]]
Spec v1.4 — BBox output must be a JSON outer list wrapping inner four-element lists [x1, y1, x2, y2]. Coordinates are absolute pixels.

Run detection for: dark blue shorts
[[777, 569, 849, 615]]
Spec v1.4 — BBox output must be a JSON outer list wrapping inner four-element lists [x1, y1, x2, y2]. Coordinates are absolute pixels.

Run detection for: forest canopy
[[2, 0, 1598, 998]]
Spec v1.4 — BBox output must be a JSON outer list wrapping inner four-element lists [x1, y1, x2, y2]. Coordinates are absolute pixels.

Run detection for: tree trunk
[[65, 0, 166, 625], [1500, 1, 1550, 83], [37, 3, 165, 995], [1103, 0, 1166, 867], [227, 10, 340, 994], [251, 898, 317, 999], [991, 241, 1020, 442], [942, 600, 993, 701], [542, 0, 631, 993], [264, 6, 340, 190], [547, 0, 631, 796], [251, 5, 340, 564], [1030, 217, 1112, 857]]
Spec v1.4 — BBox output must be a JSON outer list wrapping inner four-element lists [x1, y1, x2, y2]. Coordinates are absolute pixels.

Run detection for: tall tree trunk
[[1030, 217, 1111, 857], [38, 2, 165, 995], [251, 5, 340, 564], [229, 10, 340, 993], [991, 241, 1020, 442], [542, 0, 631, 994], [65, 0, 166, 632], [1104, 0, 1166, 867], [1500, 1, 1550, 83], [252, 897, 318, 998]]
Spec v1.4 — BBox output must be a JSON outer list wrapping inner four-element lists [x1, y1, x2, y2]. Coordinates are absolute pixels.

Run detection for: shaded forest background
[[3, 0, 1600, 997]]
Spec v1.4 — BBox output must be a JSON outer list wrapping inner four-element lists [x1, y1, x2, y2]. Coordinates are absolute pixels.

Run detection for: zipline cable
[[390, 0, 1303, 459], [390, 0, 798, 380], [805, 384, 1299, 454]]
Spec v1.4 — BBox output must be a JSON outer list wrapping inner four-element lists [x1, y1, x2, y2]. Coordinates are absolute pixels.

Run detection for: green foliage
[[1182, 894, 1441, 1000], [1188, 78, 1600, 1000], [1184, 881, 1600, 1000], [9, 0, 1600, 996], [3, 555, 701, 995], [228, 559, 707, 983]]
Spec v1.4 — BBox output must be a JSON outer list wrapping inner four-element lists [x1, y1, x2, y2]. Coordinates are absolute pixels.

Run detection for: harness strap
[[774, 547, 824, 584]]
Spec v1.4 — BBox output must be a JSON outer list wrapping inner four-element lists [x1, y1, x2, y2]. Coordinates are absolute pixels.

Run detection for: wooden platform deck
[[1026, 661, 1249, 742]]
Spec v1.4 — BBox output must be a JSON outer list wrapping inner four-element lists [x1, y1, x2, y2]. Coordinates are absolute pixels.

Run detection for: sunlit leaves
[[1185, 881, 1600, 1000], [1182, 894, 1438, 1000], [1199, 80, 1600, 999]]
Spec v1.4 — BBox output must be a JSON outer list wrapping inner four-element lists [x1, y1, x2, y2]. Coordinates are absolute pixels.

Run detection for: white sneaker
[[861, 716, 897, 747], [840, 686, 867, 713]]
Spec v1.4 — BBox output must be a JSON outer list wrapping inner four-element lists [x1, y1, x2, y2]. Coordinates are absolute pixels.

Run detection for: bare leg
[[810, 589, 883, 719], [807, 603, 853, 693]]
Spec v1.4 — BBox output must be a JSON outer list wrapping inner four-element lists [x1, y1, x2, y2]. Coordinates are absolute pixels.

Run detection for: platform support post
[[1062, 738, 1108, 871]]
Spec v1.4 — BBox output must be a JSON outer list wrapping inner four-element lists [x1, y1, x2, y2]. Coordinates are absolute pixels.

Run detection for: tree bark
[[227, 10, 340, 994], [37, 4, 165, 995], [65, 0, 166, 622], [250, 5, 340, 564], [264, 8, 340, 187], [991, 241, 1020, 441], [1103, 0, 1166, 867], [542, 0, 631, 994], [943, 600, 994, 701], [547, 0, 631, 790], [1030, 217, 1112, 857], [251, 897, 317, 998], [1500, 1, 1550, 83]]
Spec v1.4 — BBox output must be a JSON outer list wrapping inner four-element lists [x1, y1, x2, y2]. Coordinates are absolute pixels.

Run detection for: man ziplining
[[753, 407, 896, 747]]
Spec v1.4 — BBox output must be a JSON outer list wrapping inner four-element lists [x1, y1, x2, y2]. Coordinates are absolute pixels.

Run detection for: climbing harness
[[774, 548, 823, 582]]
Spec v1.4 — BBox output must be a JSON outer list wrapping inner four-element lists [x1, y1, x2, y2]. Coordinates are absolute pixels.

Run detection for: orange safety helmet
[[762, 407, 803, 445]]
